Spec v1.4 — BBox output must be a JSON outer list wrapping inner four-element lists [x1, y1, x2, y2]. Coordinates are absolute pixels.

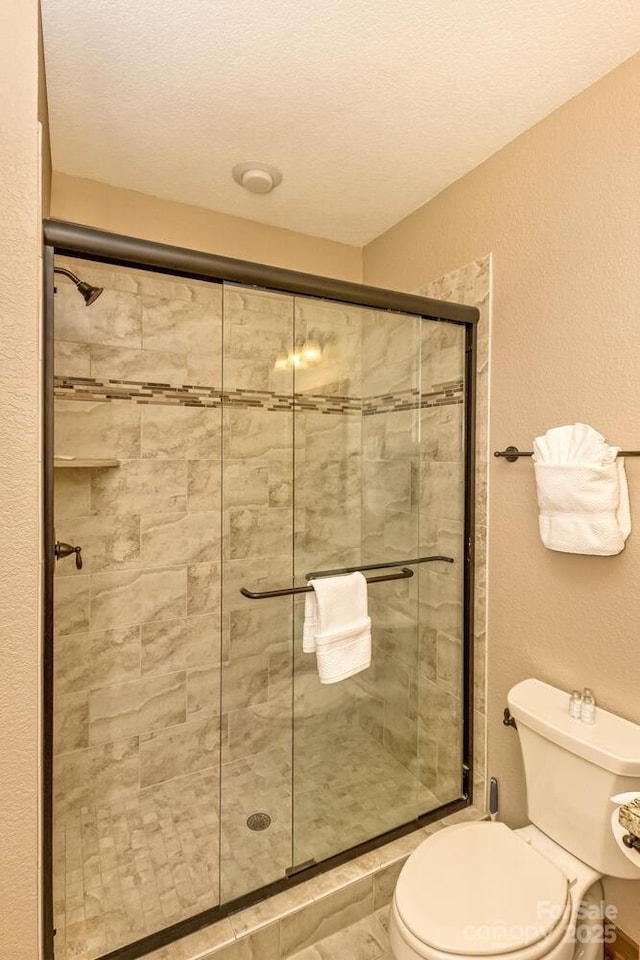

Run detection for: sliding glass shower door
[[52, 258, 225, 958], [50, 252, 469, 960], [291, 299, 466, 868], [218, 283, 296, 903]]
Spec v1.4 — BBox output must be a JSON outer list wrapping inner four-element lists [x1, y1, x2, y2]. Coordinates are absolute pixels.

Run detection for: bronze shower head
[[54, 267, 103, 306]]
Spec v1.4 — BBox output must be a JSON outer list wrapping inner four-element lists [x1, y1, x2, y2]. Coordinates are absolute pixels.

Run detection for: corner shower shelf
[[54, 457, 120, 468]]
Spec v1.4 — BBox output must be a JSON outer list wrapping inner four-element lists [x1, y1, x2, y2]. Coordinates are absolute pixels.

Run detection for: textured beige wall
[[363, 52, 640, 937], [38, 10, 51, 216], [0, 1, 43, 958], [50, 173, 362, 281]]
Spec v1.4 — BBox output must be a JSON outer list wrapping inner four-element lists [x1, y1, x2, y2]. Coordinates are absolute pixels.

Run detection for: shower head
[[76, 279, 104, 306], [54, 267, 104, 306]]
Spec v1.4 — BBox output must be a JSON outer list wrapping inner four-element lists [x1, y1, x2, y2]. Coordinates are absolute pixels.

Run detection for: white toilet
[[390, 678, 640, 960]]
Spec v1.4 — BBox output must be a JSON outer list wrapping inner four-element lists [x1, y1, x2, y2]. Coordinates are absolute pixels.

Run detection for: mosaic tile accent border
[[54, 377, 463, 415], [362, 382, 463, 415]]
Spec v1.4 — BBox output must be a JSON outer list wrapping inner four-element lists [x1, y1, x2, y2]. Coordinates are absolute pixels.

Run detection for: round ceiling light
[[232, 160, 283, 195]]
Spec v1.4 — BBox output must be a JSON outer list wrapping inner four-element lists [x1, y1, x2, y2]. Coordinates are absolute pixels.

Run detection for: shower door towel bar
[[240, 555, 455, 600], [494, 445, 640, 463]]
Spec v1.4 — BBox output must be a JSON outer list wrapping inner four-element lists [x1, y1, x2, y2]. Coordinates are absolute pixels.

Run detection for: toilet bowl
[[389, 821, 601, 960], [390, 680, 640, 960]]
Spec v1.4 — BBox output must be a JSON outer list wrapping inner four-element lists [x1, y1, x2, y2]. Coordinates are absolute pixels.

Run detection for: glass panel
[[218, 284, 295, 902], [292, 304, 466, 867], [291, 297, 369, 866], [290, 302, 411, 865], [52, 257, 224, 959]]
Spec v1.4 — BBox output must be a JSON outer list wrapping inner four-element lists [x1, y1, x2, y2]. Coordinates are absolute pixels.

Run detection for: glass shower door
[[52, 257, 224, 959], [50, 248, 471, 960], [291, 302, 467, 867], [218, 283, 296, 902], [291, 296, 380, 866]]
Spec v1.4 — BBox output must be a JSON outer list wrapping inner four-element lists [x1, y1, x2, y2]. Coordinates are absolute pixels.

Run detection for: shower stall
[[43, 221, 477, 960]]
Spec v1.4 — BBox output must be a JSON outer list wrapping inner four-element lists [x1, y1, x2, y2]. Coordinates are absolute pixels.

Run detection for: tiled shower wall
[[53, 274, 225, 787]]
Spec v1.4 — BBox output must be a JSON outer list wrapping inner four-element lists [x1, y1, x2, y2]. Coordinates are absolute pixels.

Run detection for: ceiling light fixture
[[232, 160, 283, 195]]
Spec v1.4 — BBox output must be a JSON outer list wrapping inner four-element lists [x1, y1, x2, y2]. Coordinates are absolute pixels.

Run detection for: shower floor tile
[[53, 727, 437, 960], [294, 722, 439, 866]]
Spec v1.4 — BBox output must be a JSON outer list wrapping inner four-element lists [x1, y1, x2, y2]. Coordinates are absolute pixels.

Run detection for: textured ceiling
[[41, 0, 640, 246]]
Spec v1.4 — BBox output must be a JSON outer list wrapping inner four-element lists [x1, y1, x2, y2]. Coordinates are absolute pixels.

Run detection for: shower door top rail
[[43, 219, 479, 326], [240, 555, 454, 600]]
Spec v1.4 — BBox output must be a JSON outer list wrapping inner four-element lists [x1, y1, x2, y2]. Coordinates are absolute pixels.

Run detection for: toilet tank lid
[[508, 679, 640, 777]]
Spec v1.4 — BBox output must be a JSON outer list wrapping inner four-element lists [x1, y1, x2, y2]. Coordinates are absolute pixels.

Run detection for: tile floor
[[53, 725, 440, 960], [289, 906, 393, 960]]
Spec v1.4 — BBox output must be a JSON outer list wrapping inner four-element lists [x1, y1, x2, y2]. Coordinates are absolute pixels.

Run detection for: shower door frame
[[42, 218, 479, 960]]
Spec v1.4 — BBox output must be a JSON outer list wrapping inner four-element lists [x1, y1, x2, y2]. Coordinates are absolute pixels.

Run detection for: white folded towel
[[532, 423, 631, 555], [302, 590, 318, 653], [303, 572, 371, 683]]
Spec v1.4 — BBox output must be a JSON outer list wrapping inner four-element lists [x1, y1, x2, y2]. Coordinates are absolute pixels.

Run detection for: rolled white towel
[[533, 423, 631, 556]]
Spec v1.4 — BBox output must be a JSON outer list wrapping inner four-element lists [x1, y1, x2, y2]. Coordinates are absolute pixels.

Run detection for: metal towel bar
[[494, 445, 640, 463], [240, 555, 455, 600]]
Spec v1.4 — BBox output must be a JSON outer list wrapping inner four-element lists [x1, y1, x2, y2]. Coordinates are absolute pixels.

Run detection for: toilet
[[390, 678, 640, 960]]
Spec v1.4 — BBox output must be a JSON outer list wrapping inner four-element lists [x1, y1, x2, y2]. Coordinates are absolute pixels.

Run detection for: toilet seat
[[392, 822, 571, 960]]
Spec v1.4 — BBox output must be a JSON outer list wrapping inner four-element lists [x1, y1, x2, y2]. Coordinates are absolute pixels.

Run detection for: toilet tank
[[508, 678, 640, 879]]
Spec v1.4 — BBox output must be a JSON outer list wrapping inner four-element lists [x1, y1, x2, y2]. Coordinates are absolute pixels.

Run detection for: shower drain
[[246, 812, 272, 831]]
